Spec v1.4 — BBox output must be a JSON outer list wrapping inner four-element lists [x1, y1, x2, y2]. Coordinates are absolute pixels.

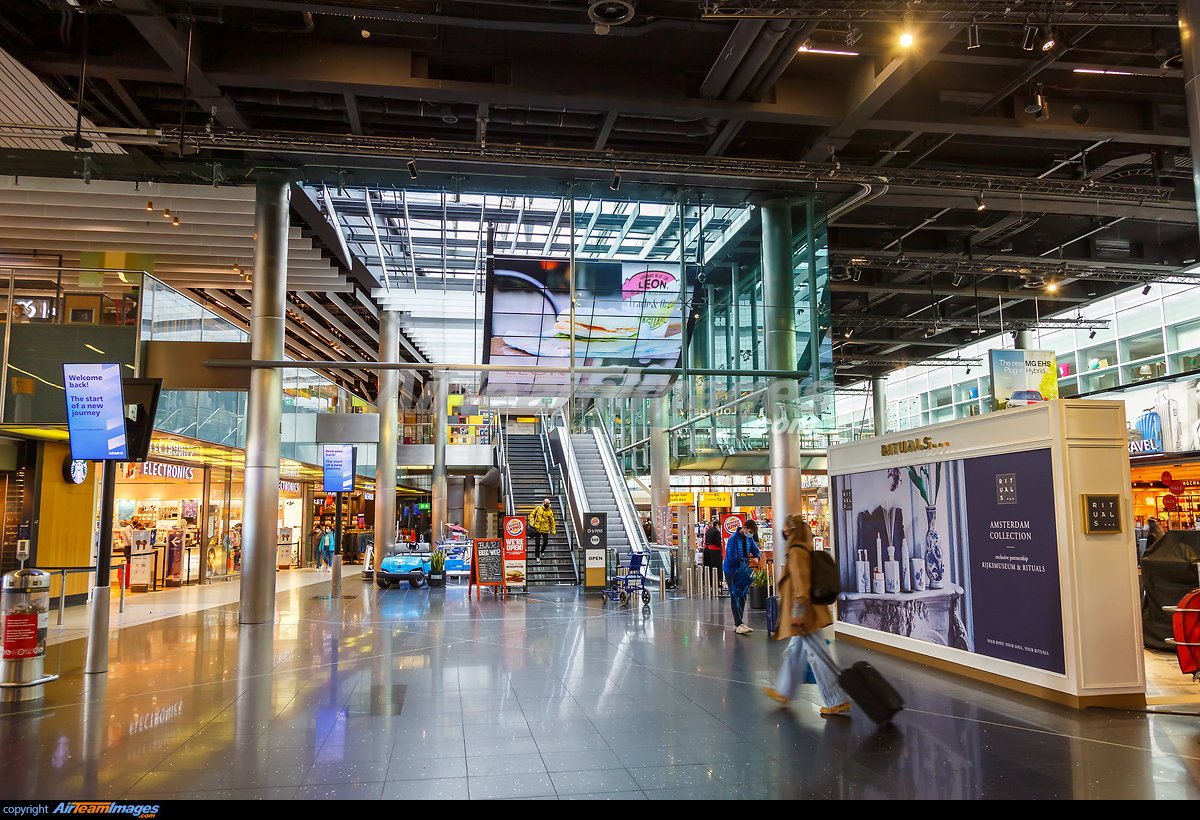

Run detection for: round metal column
[[872, 376, 888, 437], [761, 199, 803, 548], [374, 310, 400, 577], [239, 176, 288, 625], [432, 378, 448, 543]]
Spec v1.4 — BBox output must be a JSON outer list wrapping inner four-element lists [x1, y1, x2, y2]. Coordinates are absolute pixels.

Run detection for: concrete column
[[239, 176, 288, 625], [649, 395, 670, 540], [373, 311, 400, 577], [872, 376, 888, 437], [1182, 0, 1200, 229], [463, 475, 476, 538], [432, 378, 448, 543], [761, 199, 803, 549], [1014, 330, 1034, 350]]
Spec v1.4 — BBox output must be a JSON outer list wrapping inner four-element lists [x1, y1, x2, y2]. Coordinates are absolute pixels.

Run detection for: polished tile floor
[[4, 575, 1199, 800]]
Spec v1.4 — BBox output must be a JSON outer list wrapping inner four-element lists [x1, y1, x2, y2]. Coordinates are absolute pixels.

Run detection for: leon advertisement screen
[[482, 257, 686, 397]]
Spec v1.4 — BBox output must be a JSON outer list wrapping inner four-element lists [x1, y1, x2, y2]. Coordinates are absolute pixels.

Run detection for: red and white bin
[[1, 569, 56, 702]]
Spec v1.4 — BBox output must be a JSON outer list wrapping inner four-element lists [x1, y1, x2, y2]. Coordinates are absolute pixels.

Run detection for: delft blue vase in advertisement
[[924, 506, 945, 590]]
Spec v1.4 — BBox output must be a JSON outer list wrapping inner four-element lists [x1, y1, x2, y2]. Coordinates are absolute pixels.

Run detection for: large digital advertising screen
[[831, 447, 1065, 674], [63, 363, 128, 460], [322, 444, 356, 493], [482, 257, 686, 397], [988, 349, 1058, 410]]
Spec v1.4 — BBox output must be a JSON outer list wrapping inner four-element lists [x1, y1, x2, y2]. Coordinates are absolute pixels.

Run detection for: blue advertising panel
[[63, 363, 128, 460], [322, 445, 356, 493], [832, 446, 1064, 675]]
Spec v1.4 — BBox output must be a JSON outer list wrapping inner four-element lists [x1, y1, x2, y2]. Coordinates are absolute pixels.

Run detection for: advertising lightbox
[[482, 257, 686, 398], [63, 363, 128, 460], [832, 447, 1065, 674], [1092, 376, 1200, 456], [989, 349, 1058, 410], [322, 444, 356, 493]]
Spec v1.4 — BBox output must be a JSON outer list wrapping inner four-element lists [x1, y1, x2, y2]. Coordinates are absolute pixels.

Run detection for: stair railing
[[583, 406, 650, 559], [539, 412, 579, 585], [495, 413, 515, 517]]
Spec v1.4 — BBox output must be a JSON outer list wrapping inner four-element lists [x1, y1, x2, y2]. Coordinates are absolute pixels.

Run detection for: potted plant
[[428, 549, 446, 587], [748, 566, 770, 610]]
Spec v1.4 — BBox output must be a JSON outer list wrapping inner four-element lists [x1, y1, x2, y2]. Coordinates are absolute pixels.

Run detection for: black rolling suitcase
[[837, 661, 904, 725], [806, 638, 904, 725]]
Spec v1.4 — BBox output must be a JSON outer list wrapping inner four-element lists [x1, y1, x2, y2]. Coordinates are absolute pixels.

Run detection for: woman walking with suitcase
[[764, 515, 851, 716]]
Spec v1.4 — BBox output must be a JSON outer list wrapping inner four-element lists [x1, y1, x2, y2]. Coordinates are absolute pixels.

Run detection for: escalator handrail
[[583, 408, 649, 556], [539, 413, 580, 585]]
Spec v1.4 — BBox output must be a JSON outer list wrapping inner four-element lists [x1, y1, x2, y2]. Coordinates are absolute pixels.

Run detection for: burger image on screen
[[552, 311, 641, 340]]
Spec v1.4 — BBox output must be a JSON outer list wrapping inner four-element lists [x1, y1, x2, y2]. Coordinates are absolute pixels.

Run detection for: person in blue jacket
[[318, 525, 335, 572], [724, 518, 761, 634]]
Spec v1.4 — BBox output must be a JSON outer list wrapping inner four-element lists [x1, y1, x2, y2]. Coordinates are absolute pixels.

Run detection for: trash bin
[[1, 568, 57, 702]]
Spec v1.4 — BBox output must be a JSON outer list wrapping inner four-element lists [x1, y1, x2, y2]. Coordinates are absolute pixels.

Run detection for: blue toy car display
[[378, 552, 431, 588]]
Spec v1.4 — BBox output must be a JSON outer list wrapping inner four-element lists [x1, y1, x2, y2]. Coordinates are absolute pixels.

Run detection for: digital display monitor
[[63, 363, 128, 460], [322, 444, 356, 493], [482, 257, 686, 397]]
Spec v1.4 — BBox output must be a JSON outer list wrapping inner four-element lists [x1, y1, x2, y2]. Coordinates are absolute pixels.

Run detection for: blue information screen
[[322, 444, 355, 493], [63, 363, 128, 461]]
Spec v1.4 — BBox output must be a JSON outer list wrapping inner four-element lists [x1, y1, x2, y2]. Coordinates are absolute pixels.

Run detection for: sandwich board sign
[[470, 538, 505, 600]]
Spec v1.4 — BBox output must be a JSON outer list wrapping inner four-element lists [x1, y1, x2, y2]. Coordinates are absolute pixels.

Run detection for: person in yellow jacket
[[529, 498, 556, 563]]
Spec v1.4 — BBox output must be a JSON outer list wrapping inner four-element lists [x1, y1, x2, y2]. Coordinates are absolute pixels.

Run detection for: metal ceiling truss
[[836, 315, 1111, 330], [830, 252, 1200, 286], [833, 355, 982, 368], [699, 1, 1178, 25], [158, 127, 1171, 204]]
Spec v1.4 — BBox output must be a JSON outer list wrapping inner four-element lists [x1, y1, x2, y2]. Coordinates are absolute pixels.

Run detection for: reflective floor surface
[[3, 577, 1199, 800]]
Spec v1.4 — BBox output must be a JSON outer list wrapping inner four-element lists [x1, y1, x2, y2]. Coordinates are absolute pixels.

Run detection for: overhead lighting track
[[834, 355, 982, 368], [829, 253, 1200, 286], [837, 315, 1111, 331], [698, 1, 1177, 26], [157, 126, 1171, 204]]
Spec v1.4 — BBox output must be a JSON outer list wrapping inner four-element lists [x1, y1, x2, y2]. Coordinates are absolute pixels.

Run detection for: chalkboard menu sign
[[1081, 494, 1122, 534], [471, 538, 505, 599]]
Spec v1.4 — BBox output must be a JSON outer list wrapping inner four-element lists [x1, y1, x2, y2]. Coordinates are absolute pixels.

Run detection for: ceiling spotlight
[[798, 38, 813, 52], [1022, 24, 1038, 51], [1047, 280, 1058, 292], [951, 272, 965, 287], [846, 28, 863, 46], [1143, 283, 1152, 295], [163, 208, 171, 218], [851, 267, 862, 282], [966, 367, 972, 375], [1023, 93, 1042, 114], [1041, 27, 1057, 51], [172, 214, 180, 226], [361, 29, 370, 38], [145, 200, 153, 211], [1089, 330, 1097, 339], [610, 171, 621, 191], [975, 191, 986, 210], [407, 160, 418, 180], [899, 13, 914, 48], [844, 328, 853, 339], [1036, 97, 1050, 122], [967, 23, 980, 49], [233, 263, 241, 274], [899, 31, 913, 48]]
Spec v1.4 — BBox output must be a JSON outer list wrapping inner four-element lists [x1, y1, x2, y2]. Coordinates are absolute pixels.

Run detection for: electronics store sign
[[139, 461, 195, 481]]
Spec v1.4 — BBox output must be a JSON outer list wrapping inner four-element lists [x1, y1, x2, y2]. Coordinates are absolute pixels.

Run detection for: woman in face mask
[[530, 498, 556, 563]]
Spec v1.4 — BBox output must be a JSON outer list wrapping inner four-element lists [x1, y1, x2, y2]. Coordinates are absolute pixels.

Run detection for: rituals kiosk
[[828, 399, 1145, 708]]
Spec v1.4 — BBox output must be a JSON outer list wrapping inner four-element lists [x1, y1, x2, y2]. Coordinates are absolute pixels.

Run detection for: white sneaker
[[735, 624, 753, 634]]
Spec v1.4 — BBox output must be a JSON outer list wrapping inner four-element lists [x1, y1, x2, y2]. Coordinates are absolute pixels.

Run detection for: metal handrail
[[583, 407, 649, 556], [611, 387, 771, 456], [495, 414, 515, 517], [539, 413, 579, 584]]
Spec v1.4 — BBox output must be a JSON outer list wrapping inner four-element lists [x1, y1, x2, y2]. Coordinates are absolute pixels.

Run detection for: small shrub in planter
[[428, 550, 446, 587]]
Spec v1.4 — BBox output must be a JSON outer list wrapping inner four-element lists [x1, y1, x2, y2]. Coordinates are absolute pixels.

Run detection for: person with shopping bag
[[764, 515, 851, 716], [724, 518, 761, 634]]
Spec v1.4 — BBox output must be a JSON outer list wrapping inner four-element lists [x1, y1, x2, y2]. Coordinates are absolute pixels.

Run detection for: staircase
[[570, 433, 633, 563], [506, 434, 576, 585]]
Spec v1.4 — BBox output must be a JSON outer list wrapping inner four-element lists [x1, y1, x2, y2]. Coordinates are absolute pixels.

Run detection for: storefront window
[[1121, 329, 1165, 363]]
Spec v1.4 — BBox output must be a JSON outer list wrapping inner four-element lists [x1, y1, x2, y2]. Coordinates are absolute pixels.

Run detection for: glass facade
[[831, 282, 1200, 438], [140, 277, 377, 474]]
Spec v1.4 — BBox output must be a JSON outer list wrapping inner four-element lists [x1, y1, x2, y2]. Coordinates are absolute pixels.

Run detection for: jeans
[[533, 530, 549, 558], [316, 549, 329, 569], [725, 571, 747, 626], [775, 633, 848, 708]]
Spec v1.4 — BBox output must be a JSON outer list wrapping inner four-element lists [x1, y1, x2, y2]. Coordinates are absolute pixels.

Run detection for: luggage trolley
[[600, 550, 651, 608]]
